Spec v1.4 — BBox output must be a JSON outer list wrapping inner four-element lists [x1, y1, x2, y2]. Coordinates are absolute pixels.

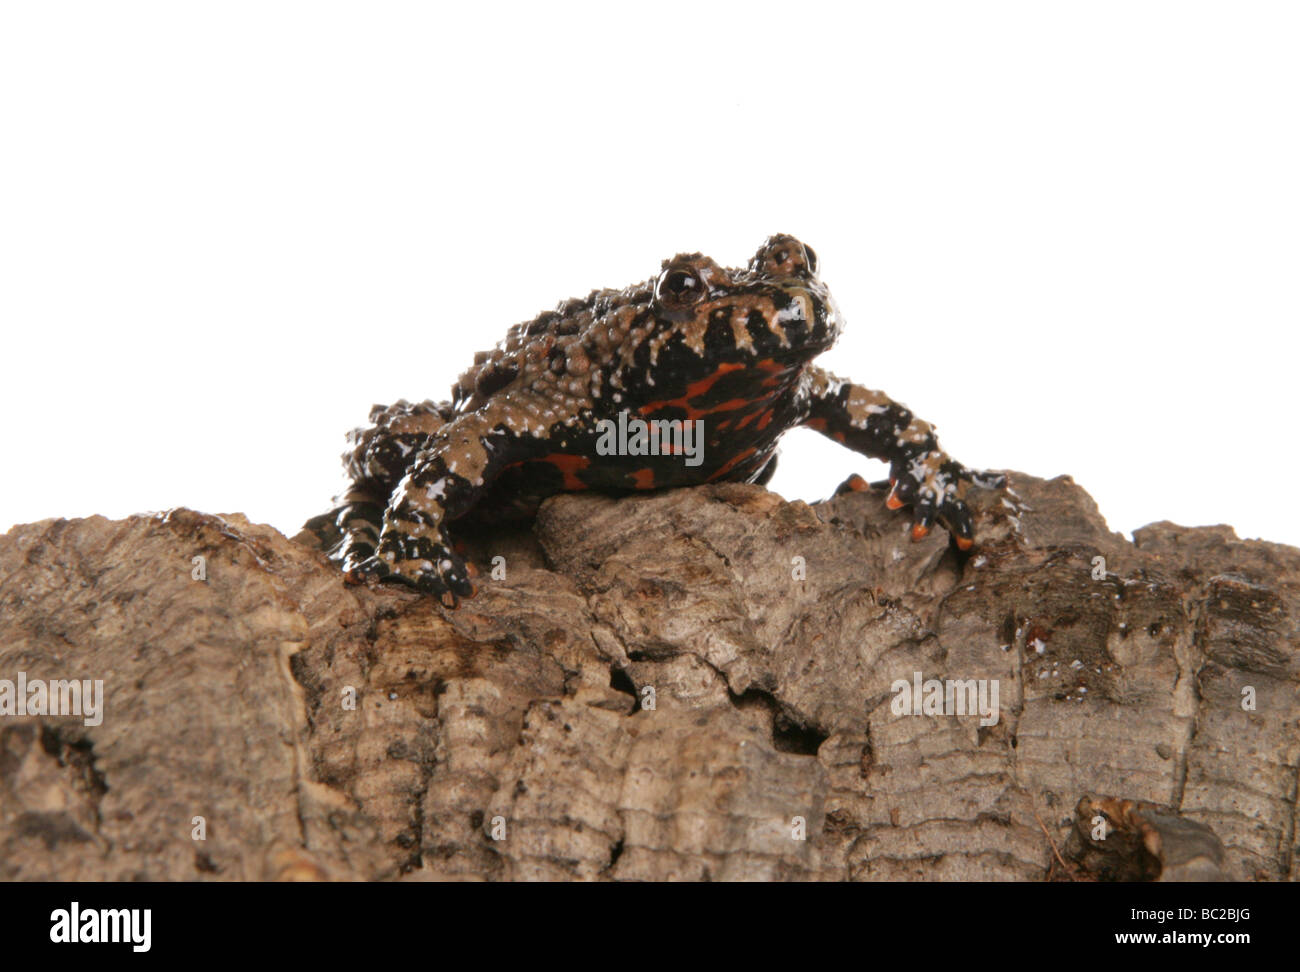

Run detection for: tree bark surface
[[0, 474, 1295, 881]]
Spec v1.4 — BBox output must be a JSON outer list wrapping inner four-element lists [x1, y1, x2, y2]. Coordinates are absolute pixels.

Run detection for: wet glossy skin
[[304, 235, 1003, 603]]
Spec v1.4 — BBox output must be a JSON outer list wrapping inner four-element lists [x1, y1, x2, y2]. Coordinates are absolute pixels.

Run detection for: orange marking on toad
[[707, 446, 758, 482], [537, 453, 591, 490]]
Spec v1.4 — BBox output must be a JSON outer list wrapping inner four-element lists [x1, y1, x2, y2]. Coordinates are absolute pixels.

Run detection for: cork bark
[[1, 473, 1295, 881]]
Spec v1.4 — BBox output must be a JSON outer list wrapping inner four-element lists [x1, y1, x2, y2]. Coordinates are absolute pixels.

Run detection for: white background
[[2, 2, 1297, 545]]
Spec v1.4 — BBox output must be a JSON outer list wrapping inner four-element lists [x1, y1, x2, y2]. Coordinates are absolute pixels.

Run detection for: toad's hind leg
[[303, 398, 455, 575], [361, 397, 574, 600], [303, 485, 390, 576]]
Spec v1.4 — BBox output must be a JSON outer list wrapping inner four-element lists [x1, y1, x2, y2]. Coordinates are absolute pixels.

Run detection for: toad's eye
[[654, 266, 707, 309], [750, 234, 818, 279]]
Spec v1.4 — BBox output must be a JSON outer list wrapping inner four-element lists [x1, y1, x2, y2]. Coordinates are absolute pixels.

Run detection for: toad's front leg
[[799, 366, 1003, 548], [351, 409, 551, 603]]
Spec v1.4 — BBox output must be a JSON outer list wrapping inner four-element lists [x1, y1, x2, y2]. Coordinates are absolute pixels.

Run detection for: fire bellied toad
[[304, 235, 1003, 603]]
